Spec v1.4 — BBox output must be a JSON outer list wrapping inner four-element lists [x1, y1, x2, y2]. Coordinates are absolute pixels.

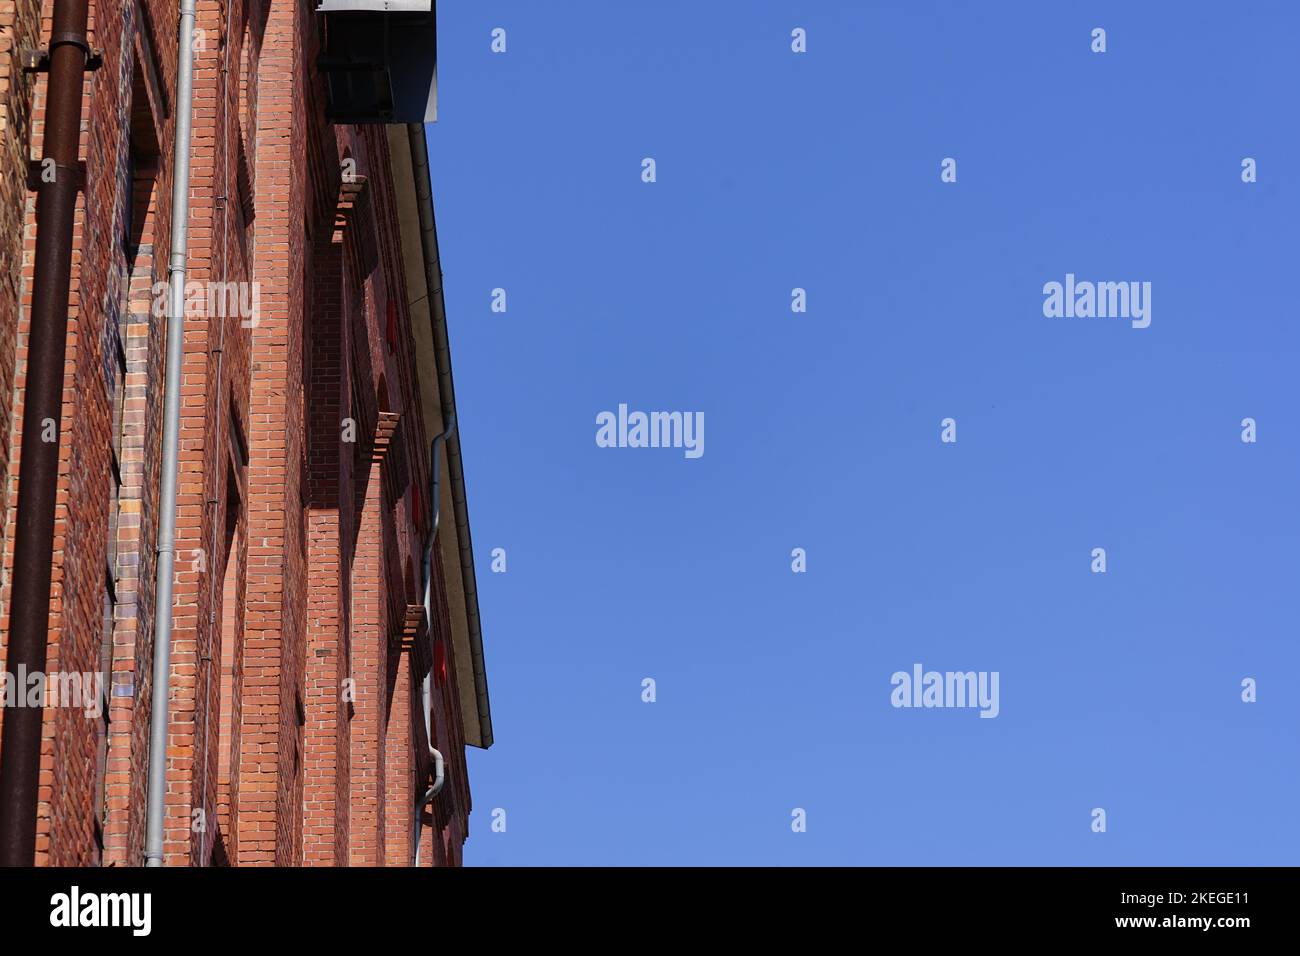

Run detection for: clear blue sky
[[429, 1, 1300, 865]]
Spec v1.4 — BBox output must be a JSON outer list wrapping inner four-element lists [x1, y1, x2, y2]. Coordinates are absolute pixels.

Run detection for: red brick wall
[[233, 0, 307, 867], [349, 443, 383, 865], [0, 0, 477, 867], [303, 233, 345, 865], [0, 0, 183, 866], [0, 0, 41, 678], [144, 0, 258, 867]]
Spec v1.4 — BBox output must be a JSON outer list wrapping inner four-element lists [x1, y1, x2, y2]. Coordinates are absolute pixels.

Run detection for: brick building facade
[[0, 0, 490, 866]]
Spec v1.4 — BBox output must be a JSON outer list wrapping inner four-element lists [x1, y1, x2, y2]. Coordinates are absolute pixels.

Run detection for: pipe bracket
[[20, 42, 103, 73]]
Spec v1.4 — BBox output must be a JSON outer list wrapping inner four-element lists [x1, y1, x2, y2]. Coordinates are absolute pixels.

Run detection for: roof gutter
[[406, 122, 492, 749]]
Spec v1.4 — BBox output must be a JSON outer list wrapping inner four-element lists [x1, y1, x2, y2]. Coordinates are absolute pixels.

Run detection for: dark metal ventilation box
[[316, 0, 438, 124]]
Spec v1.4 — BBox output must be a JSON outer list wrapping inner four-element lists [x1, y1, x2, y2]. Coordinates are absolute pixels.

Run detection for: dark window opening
[[124, 49, 160, 269], [215, 459, 244, 863]]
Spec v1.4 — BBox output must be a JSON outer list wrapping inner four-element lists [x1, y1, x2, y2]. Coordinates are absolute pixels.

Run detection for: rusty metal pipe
[[0, 0, 92, 867]]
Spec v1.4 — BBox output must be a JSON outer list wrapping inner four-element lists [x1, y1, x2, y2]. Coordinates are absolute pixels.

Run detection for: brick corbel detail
[[395, 604, 424, 652], [332, 176, 379, 277], [367, 410, 400, 464]]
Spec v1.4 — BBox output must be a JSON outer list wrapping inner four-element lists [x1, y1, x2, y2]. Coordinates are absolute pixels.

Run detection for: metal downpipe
[[0, 0, 93, 868], [414, 414, 454, 865], [143, 0, 199, 867]]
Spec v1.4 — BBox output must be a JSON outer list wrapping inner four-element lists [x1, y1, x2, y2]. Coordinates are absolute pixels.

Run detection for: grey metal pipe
[[412, 666, 445, 867], [421, 412, 455, 628], [144, 0, 199, 867], [413, 412, 454, 865]]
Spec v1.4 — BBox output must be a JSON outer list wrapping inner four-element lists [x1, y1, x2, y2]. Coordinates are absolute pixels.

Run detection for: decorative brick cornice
[[394, 604, 425, 652], [367, 410, 400, 464], [332, 176, 367, 240], [332, 175, 379, 277]]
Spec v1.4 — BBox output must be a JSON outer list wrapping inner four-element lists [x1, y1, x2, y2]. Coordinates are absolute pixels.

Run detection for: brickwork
[[0, 0, 41, 688], [0, 0, 483, 867]]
